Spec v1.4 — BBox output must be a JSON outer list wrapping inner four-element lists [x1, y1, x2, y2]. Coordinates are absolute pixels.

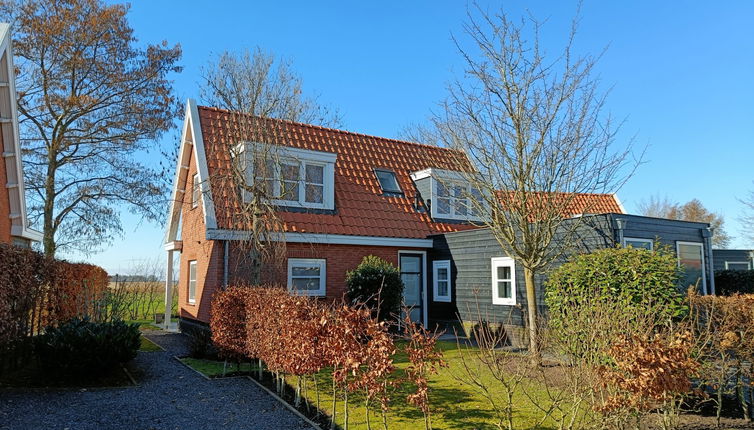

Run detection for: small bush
[[714, 270, 754, 295], [346, 256, 404, 322], [35, 318, 140, 377]]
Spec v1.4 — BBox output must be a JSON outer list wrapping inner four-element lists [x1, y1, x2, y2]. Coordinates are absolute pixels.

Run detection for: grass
[[181, 341, 564, 430], [180, 357, 259, 377], [139, 336, 162, 352]]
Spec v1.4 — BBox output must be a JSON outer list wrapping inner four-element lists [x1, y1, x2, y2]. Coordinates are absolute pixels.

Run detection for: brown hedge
[[0, 243, 109, 345]]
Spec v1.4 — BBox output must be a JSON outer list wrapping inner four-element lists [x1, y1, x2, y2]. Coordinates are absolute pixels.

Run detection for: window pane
[[626, 240, 652, 250], [498, 281, 511, 299], [401, 256, 421, 273], [438, 281, 448, 296], [437, 267, 448, 280], [281, 163, 299, 181], [455, 198, 468, 215], [436, 182, 450, 197], [281, 180, 299, 201], [306, 164, 324, 184], [305, 184, 324, 203], [678, 243, 703, 288], [497, 266, 511, 281], [436, 197, 451, 215], [292, 266, 321, 277], [292, 277, 320, 291], [375, 170, 401, 193], [728, 263, 750, 271]]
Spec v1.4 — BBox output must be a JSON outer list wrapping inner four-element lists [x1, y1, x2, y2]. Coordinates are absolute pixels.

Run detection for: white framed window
[[623, 237, 653, 251], [410, 168, 483, 221], [188, 260, 197, 304], [725, 261, 751, 271], [491, 257, 516, 305], [432, 260, 451, 302], [287, 258, 326, 297], [374, 169, 402, 194], [676, 241, 706, 292], [191, 174, 200, 208], [240, 143, 336, 210]]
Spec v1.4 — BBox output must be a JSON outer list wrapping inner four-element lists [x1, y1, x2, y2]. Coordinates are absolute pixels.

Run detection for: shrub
[[545, 246, 685, 363], [35, 317, 140, 377], [714, 270, 754, 295], [346, 256, 404, 322]]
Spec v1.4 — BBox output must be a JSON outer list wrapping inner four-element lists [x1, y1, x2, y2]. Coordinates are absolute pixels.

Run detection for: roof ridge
[[197, 105, 461, 154]]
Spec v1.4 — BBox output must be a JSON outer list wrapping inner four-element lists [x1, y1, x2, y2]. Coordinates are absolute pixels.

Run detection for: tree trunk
[[42, 157, 57, 257], [523, 267, 540, 364]]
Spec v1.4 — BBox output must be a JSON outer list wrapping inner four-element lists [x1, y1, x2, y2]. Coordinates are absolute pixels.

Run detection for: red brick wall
[[177, 147, 223, 323], [0, 131, 11, 245]]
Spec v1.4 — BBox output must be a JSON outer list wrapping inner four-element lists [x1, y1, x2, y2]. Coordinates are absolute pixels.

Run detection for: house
[[712, 249, 752, 271], [0, 23, 42, 248], [163, 100, 712, 335]]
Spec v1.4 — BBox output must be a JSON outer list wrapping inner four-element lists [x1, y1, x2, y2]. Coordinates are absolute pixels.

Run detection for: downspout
[[705, 227, 715, 295], [223, 240, 229, 289]]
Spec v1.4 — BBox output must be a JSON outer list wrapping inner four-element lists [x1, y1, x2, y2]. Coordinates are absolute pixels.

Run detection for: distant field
[[107, 281, 178, 322]]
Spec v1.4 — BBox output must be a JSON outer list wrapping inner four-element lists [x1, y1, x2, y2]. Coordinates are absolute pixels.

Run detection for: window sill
[[492, 300, 516, 306]]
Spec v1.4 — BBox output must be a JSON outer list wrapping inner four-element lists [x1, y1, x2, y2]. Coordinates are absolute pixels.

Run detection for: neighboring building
[[429, 214, 714, 342], [0, 23, 42, 247], [712, 249, 753, 271], [163, 100, 710, 335]]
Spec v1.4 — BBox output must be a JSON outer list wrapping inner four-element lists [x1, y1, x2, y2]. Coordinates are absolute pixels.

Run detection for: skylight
[[374, 169, 402, 194]]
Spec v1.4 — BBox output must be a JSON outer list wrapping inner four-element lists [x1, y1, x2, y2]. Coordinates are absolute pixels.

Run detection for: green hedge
[[346, 256, 404, 322], [35, 318, 141, 376], [714, 270, 754, 295]]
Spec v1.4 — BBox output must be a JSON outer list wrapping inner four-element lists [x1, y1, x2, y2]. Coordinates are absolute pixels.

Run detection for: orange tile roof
[[496, 191, 625, 219], [197, 106, 478, 239], [196, 106, 624, 239]]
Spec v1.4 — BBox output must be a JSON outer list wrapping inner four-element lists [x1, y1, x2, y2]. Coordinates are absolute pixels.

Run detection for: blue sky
[[70, 1, 754, 274]]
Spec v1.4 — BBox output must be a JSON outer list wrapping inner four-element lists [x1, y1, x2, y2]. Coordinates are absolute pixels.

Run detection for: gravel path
[[0, 331, 316, 430]]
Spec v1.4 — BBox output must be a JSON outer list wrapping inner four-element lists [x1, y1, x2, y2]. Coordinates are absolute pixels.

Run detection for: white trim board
[[206, 229, 434, 248]]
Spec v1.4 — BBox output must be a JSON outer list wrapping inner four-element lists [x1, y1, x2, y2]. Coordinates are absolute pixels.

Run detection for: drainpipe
[[705, 227, 715, 295], [223, 240, 229, 289]]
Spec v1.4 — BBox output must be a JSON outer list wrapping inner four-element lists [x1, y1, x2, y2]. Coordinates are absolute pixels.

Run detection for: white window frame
[[725, 261, 751, 270], [287, 258, 327, 297], [374, 168, 402, 194], [191, 174, 199, 208], [491, 257, 516, 305], [410, 168, 484, 222], [623, 237, 653, 251], [432, 260, 452, 303], [188, 260, 197, 305], [239, 143, 337, 210], [676, 241, 707, 292]]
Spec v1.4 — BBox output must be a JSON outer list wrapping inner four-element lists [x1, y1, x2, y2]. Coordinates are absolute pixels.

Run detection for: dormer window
[[238, 143, 337, 210], [374, 169, 402, 194], [410, 168, 483, 222]]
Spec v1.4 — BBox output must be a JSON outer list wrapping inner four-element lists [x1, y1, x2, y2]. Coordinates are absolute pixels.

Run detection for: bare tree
[[198, 48, 342, 285], [424, 7, 637, 360], [200, 48, 342, 128], [2, 0, 182, 256], [740, 185, 754, 246], [638, 196, 730, 248]]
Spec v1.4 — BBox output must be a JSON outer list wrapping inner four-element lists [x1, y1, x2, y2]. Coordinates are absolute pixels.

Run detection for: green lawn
[[139, 336, 162, 352], [181, 341, 567, 430]]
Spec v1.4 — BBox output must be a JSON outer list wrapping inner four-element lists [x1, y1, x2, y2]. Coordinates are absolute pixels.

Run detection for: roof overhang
[[163, 99, 217, 244], [206, 229, 434, 248]]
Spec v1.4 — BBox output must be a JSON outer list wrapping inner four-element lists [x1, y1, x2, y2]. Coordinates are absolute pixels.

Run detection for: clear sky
[[68, 1, 754, 275]]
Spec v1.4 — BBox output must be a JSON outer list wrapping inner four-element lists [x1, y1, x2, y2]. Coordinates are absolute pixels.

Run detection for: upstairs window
[[410, 168, 484, 222], [239, 143, 337, 210], [374, 169, 402, 194], [191, 174, 200, 208]]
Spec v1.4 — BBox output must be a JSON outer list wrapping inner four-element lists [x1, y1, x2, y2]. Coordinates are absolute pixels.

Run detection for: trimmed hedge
[[345, 255, 404, 322], [35, 317, 141, 376], [714, 270, 754, 296], [0, 243, 109, 346]]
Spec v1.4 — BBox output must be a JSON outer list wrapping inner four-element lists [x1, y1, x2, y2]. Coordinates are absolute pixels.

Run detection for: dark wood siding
[[712, 249, 753, 271], [428, 214, 713, 326]]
